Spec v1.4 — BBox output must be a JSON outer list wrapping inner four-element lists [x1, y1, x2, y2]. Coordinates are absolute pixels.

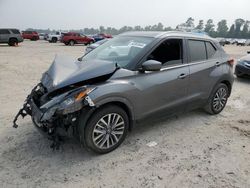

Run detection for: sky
[[0, 0, 250, 30]]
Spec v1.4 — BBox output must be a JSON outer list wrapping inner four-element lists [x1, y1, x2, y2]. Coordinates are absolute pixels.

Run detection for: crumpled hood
[[41, 55, 117, 92]]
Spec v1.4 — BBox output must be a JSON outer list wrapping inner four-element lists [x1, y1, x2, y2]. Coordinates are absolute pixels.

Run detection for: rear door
[[186, 39, 222, 110], [0, 29, 10, 42], [75, 33, 82, 43]]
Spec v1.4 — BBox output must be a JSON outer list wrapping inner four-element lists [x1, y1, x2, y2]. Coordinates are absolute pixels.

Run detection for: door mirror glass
[[141, 60, 162, 71]]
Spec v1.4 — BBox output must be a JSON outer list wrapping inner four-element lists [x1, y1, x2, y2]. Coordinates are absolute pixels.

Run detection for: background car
[[216, 38, 226, 46], [61, 32, 95, 46], [47, 31, 63, 43], [85, 38, 109, 54], [245, 39, 250, 46], [0, 28, 23, 46], [22, 31, 39, 41], [92, 33, 113, 42], [236, 39, 246, 46], [38, 33, 45, 40], [235, 52, 250, 78], [44, 33, 49, 40]]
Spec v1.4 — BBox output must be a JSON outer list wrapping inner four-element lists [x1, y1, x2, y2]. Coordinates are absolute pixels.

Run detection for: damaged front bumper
[[13, 83, 96, 148]]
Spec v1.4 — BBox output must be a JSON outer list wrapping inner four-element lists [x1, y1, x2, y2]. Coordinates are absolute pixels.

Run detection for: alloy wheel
[[92, 113, 125, 149], [212, 87, 228, 112]]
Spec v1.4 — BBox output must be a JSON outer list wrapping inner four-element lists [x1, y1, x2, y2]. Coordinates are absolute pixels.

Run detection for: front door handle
[[178, 73, 187, 79], [215, 62, 221, 67]]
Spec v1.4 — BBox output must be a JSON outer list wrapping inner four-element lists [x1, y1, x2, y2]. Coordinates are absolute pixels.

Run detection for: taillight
[[227, 58, 234, 67]]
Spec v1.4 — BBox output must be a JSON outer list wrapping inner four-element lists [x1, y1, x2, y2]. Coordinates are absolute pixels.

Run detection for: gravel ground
[[0, 41, 250, 188]]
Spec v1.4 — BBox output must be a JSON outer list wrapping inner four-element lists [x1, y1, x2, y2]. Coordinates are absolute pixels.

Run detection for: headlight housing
[[40, 87, 95, 120], [244, 61, 250, 67]]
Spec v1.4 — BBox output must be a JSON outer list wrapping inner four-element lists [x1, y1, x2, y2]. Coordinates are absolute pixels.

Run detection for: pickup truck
[[47, 31, 63, 43]]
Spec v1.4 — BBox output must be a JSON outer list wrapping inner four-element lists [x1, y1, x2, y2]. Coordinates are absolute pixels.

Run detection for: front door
[[133, 38, 190, 120]]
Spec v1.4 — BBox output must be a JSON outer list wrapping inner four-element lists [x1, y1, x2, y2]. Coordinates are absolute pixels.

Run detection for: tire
[[204, 83, 229, 115], [89, 40, 94, 45], [31, 37, 37, 41], [52, 37, 57, 43], [83, 105, 129, 154], [69, 40, 75, 46], [64, 42, 69, 46], [8, 38, 18, 46]]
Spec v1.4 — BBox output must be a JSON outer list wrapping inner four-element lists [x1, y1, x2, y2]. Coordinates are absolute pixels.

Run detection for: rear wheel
[[83, 105, 129, 154], [69, 40, 75, 46], [204, 83, 229, 115], [8, 38, 18, 46]]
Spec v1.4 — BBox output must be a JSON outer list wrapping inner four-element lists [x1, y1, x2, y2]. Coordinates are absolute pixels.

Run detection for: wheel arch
[[220, 80, 232, 96], [77, 99, 135, 148], [94, 96, 135, 131], [9, 37, 17, 42]]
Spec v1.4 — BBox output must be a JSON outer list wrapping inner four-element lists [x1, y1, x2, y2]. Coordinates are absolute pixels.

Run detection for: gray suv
[[0, 28, 23, 46], [14, 31, 234, 153]]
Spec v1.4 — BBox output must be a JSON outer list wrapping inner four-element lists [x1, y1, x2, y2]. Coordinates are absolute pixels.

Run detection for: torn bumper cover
[[13, 83, 95, 141]]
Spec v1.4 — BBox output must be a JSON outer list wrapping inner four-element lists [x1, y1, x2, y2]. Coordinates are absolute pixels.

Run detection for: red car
[[61, 32, 95, 46], [22, 31, 39, 41]]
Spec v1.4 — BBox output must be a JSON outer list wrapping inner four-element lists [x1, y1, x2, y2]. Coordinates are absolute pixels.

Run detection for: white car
[[47, 31, 63, 43], [39, 33, 45, 40]]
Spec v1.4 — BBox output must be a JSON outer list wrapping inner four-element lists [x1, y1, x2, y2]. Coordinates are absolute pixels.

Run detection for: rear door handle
[[215, 62, 221, 67], [178, 73, 187, 79]]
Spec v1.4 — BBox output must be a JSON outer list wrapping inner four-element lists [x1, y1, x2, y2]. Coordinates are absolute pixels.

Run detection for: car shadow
[[235, 76, 250, 84]]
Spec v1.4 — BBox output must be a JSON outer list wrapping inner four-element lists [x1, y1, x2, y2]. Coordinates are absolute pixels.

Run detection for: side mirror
[[141, 60, 162, 72]]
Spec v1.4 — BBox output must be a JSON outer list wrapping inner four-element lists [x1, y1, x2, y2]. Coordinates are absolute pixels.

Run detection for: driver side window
[[147, 39, 183, 67]]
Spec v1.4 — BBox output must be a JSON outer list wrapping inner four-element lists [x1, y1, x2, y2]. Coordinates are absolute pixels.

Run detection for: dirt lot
[[0, 41, 250, 188]]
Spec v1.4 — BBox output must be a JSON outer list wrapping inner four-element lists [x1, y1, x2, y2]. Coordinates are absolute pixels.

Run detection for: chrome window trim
[[160, 63, 188, 71], [160, 60, 207, 71]]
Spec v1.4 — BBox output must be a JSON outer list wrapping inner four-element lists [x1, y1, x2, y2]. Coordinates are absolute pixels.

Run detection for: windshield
[[81, 36, 153, 68]]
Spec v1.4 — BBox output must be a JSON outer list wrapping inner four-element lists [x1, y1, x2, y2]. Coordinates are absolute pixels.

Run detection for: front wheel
[[83, 105, 129, 154], [204, 83, 229, 115], [52, 37, 57, 43]]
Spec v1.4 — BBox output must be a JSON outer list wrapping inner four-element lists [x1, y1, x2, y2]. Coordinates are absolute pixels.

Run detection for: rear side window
[[188, 40, 206, 62], [205, 42, 216, 59], [0, 29, 10, 34], [10, 29, 20, 34]]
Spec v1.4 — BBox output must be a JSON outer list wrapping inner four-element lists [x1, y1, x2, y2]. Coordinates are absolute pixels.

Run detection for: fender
[[94, 96, 135, 121]]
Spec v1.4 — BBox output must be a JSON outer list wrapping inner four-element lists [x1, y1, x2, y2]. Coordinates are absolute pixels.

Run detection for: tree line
[[26, 18, 250, 39]]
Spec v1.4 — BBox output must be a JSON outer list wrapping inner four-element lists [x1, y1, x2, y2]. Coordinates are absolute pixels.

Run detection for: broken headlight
[[40, 87, 95, 120], [58, 87, 95, 114]]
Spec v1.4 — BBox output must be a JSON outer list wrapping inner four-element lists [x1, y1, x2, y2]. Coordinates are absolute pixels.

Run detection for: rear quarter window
[[10, 29, 20, 34], [0, 29, 11, 34], [188, 40, 206, 62], [206, 42, 217, 59]]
